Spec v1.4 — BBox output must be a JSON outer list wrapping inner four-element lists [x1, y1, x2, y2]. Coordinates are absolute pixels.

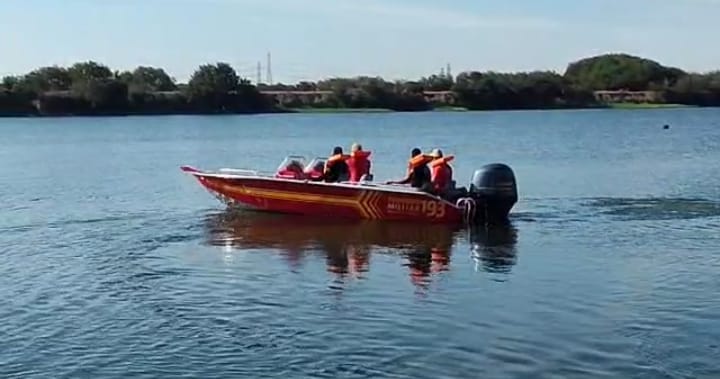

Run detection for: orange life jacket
[[407, 154, 433, 173], [348, 150, 372, 182], [430, 156, 454, 194]]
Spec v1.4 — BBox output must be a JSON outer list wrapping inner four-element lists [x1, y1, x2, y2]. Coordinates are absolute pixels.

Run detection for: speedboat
[[181, 155, 518, 225]]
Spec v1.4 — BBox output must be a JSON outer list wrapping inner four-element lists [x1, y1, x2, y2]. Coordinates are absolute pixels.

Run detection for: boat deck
[[187, 167, 437, 197]]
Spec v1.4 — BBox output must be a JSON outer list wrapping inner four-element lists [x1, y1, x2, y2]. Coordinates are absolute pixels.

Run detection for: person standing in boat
[[347, 142, 372, 182], [428, 148, 455, 197], [322, 146, 350, 182], [386, 147, 432, 189]]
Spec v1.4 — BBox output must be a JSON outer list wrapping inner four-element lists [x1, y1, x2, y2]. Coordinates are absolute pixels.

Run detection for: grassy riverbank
[[287, 106, 470, 113], [2, 104, 710, 118], [289, 107, 393, 113], [607, 103, 693, 109], [280, 104, 692, 115]]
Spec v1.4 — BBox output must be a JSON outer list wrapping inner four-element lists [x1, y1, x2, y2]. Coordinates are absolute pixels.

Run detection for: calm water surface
[[1, 109, 719, 378]]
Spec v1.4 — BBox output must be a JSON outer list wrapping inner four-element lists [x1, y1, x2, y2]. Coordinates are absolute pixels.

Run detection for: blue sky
[[1, 0, 719, 83]]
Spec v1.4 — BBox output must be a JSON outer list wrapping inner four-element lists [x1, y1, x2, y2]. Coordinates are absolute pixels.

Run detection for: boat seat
[[443, 187, 469, 203], [360, 174, 374, 182]]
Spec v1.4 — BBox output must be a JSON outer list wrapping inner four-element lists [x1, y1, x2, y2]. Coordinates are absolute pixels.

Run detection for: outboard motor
[[467, 163, 518, 224]]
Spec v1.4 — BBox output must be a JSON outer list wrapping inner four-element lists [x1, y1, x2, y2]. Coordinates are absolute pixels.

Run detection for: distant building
[[260, 90, 458, 106], [260, 90, 333, 106], [422, 90, 456, 105], [593, 90, 664, 103]]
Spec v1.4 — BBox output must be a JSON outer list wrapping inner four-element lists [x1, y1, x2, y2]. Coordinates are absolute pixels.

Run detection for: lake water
[[1, 109, 719, 378]]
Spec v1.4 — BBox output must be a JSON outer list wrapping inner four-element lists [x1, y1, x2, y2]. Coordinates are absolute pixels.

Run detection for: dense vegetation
[[564, 54, 686, 91], [0, 62, 271, 116], [1, 53, 719, 116]]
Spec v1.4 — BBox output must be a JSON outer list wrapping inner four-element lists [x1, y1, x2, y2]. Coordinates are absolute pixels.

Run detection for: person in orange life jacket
[[322, 146, 350, 183], [428, 148, 454, 196], [385, 147, 432, 189], [347, 142, 372, 182]]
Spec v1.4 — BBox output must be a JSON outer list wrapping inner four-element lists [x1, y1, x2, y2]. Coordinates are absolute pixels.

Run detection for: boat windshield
[[304, 157, 327, 173], [276, 155, 307, 173]]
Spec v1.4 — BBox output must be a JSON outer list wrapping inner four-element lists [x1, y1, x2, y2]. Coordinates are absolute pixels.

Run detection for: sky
[[1, 0, 719, 83]]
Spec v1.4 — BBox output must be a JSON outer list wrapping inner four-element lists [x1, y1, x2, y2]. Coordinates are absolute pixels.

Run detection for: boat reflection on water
[[468, 224, 519, 276], [202, 210, 518, 286]]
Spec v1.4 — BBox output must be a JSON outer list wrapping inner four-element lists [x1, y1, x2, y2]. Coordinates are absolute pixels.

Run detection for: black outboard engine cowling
[[468, 163, 518, 224]]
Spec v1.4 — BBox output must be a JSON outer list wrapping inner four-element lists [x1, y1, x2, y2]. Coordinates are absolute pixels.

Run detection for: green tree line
[[0, 62, 272, 116], [2, 53, 719, 116]]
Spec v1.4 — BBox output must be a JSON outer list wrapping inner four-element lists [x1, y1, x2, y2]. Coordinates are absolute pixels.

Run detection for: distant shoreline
[[286, 103, 696, 113], [606, 103, 694, 110], [3, 53, 718, 118], [0, 103, 704, 118]]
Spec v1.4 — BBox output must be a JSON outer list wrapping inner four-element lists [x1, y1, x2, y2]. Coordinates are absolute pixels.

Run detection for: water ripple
[[3, 111, 720, 378], [585, 197, 720, 221]]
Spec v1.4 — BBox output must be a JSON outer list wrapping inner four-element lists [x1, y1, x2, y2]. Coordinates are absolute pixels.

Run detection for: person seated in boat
[[322, 146, 350, 182], [428, 148, 455, 198], [385, 147, 432, 189], [347, 142, 372, 182]]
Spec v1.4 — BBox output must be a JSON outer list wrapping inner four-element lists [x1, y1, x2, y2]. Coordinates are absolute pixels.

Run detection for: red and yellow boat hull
[[182, 166, 465, 224]]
